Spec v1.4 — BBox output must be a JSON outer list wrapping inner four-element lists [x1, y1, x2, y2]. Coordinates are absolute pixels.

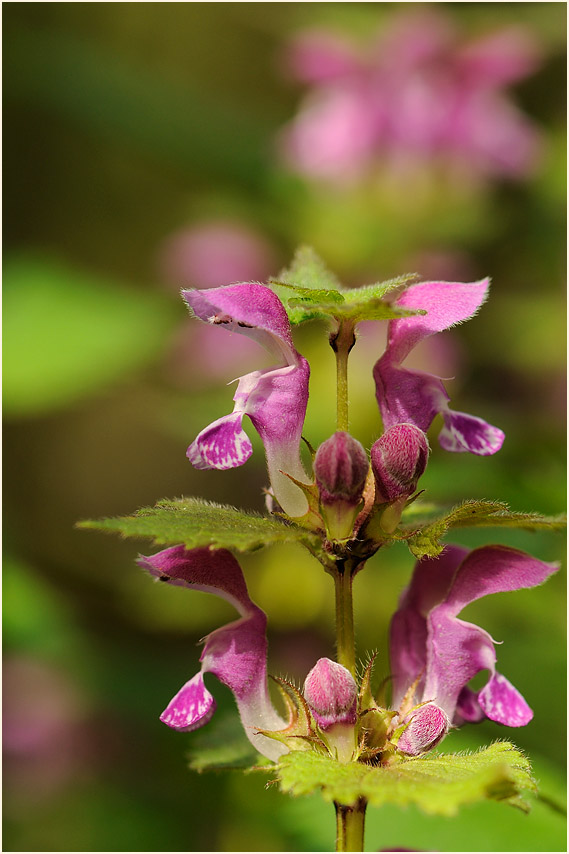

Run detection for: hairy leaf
[[274, 245, 343, 294], [397, 500, 566, 558], [277, 742, 536, 815], [272, 248, 423, 324], [342, 273, 419, 302], [78, 497, 318, 553]]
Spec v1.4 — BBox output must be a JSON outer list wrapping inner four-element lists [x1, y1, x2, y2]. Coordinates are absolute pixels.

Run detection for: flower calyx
[[256, 676, 326, 753]]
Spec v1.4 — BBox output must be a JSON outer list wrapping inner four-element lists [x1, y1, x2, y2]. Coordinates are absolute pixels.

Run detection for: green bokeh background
[[3, 3, 566, 851]]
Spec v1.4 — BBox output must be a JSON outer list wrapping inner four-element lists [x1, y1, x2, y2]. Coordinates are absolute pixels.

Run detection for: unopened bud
[[314, 432, 369, 539], [396, 703, 449, 756], [303, 657, 358, 730], [371, 424, 429, 504]]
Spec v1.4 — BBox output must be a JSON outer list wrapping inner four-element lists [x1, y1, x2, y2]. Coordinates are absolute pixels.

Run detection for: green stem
[[335, 798, 367, 852], [333, 562, 356, 677], [331, 320, 355, 433]]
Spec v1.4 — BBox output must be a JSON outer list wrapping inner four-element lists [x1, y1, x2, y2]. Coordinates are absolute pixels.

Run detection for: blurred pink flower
[[3, 656, 90, 800], [157, 220, 277, 290], [280, 12, 542, 184]]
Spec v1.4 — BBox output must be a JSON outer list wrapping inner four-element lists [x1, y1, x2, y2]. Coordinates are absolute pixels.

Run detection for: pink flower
[[182, 284, 310, 517], [373, 278, 505, 455], [390, 545, 558, 727], [157, 221, 276, 291], [280, 11, 542, 183], [138, 545, 287, 761]]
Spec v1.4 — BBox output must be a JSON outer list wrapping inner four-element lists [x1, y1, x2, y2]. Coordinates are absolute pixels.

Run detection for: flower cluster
[[135, 273, 556, 768], [140, 541, 555, 762], [279, 11, 541, 184], [183, 277, 503, 522]]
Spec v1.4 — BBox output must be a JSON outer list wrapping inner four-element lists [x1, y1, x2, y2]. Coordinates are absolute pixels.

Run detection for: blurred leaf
[[3, 556, 78, 659], [3, 256, 178, 416], [398, 500, 566, 558], [188, 710, 266, 772], [78, 497, 319, 553], [278, 742, 536, 815]]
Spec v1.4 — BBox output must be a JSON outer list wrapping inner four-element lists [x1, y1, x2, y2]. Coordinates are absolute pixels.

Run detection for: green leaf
[[274, 245, 343, 293], [324, 299, 425, 322], [277, 742, 536, 816], [4, 255, 178, 417], [78, 497, 318, 553], [188, 709, 266, 772], [342, 273, 419, 302], [272, 248, 424, 325], [399, 500, 567, 559], [270, 246, 344, 324]]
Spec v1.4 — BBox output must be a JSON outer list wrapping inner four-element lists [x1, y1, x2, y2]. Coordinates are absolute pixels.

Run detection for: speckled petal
[[160, 672, 216, 732], [187, 411, 253, 470], [439, 409, 505, 455]]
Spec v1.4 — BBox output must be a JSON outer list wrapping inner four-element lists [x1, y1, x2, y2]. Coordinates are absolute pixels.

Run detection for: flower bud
[[371, 424, 429, 504], [314, 432, 369, 539], [396, 703, 449, 756], [303, 657, 358, 730]]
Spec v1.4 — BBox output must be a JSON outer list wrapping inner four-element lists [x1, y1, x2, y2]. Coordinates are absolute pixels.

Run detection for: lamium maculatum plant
[[80, 247, 564, 852]]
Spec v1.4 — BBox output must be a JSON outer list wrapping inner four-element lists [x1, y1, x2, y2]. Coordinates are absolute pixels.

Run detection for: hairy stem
[[335, 798, 367, 851], [333, 562, 356, 677], [331, 320, 356, 433]]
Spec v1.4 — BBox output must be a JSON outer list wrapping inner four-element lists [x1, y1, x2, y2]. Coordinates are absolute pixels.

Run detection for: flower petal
[[187, 410, 253, 470], [373, 362, 443, 433], [455, 686, 485, 724], [390, 546, 467, 708], [160, 672, 216, 732], [440, 545, 558, 615], [423, 546, 557, 722], [374, 279, 504, 455], [478, 672, 533, 727], [425, 614, 497, 722], [426, 615, 533, 727], [138, 546, 286, 760], [182, 283, 296, 364], [389, 605, 429, 711], [138, 545, 253, 614], [248, 360, 311, 516], [387, 279, 490, 364], [439, 409, 505, 455]]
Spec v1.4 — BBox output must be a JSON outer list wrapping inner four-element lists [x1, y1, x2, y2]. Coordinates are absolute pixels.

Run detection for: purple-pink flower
[[373, 278, 505, 455], [280, 12, 541, 184], [138, 545, 286, 761], [390, 545, 558, 727], [182, 284, 310, 517]]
